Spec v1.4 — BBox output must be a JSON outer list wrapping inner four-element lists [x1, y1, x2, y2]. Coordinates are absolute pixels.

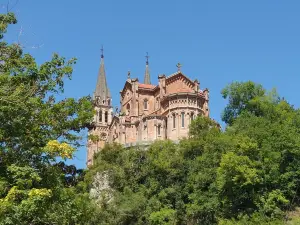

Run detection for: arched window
[[190, 112, 194, 121], [156, 97, 159, 109], [126, 103, 130, 115], [144, 99, 148, 110], [181, 112, 185, 127], [173, 114, 176, 129], [107, 99, 111, 106], [99, 110, 102, 122], [158, 125, 161, 136], [105, 111, 108, 123]]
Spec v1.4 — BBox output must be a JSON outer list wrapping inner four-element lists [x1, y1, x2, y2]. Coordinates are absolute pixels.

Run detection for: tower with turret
[[87, 48, 113, 166], [87, 49, 210, 166]]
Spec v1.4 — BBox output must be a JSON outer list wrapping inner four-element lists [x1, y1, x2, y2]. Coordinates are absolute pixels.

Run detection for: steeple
[[94, 46, 111, 100], [144, 52, 151, 84]]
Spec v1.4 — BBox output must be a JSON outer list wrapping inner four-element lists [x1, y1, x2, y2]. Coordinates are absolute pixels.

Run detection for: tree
[[84, 81, 300, 224], [217, 82, 300, 221], [0, 12, 98, 224], [221, 81, 266, 125], [84, 119, 225, 225]]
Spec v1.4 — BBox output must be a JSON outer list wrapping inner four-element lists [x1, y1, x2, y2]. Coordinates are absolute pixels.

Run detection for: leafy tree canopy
[[0, 12, 100, 224], [2, 10, 300, 225], [85, 81, 300, 224]]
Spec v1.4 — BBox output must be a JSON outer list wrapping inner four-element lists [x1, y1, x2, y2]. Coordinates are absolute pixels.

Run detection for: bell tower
[[87, 46, 113, 166]]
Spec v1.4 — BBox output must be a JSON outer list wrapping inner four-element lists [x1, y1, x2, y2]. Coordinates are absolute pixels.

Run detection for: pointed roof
[[94, 52, 111, 99], [144, 52, 151, 84]]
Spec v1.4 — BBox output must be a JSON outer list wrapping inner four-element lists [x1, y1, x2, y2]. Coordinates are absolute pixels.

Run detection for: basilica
[[87, 51, 210, 166]]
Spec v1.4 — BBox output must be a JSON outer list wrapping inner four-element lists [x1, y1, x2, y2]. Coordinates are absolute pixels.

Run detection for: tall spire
[[144, 52, 151, 84], [94, 46, 111, 99]]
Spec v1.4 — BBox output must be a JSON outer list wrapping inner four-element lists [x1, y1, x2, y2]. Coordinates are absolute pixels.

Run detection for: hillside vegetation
[[85, 82, 300, 224], [2, 12, 300, 225]]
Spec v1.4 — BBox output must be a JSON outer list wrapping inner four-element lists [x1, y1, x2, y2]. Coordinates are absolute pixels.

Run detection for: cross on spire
[[176, 62, 182, 71], [94, 45, 111, 100], [101, 45, 104, 58], [144, 52, 151, 84], [127, 70, 131, 79], [145, 52, 149, 65]]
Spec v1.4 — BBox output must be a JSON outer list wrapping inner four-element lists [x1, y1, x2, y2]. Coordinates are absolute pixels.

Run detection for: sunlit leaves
[[45, 140, 75, 159]]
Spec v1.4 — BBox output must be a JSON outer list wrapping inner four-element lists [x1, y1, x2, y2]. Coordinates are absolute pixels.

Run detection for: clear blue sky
[[4, 0, 300, 168]]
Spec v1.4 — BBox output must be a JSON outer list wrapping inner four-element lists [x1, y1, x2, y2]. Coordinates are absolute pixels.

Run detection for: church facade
[[87, 52, 210, 166]]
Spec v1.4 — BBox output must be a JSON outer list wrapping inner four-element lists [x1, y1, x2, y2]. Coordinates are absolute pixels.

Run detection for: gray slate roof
[[94, 56, 111, 99], [144, 62, 151, 84]]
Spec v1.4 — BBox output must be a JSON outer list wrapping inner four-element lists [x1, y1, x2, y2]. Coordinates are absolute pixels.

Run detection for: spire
[[144, 52, 151, 84], [94, 46, 111, 99]]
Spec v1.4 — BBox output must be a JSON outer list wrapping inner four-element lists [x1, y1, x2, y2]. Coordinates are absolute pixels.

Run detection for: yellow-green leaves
[[1, 186, 25, 202], [258, 190, 289, 217], [149, 208, 177, 225], [45, 140, 75, 159], [28, 188, 52, 199], [217, 152, 261, 189]]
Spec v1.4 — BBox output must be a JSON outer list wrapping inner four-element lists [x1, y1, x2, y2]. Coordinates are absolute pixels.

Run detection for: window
[[173, 114, 176, 129], [105, 111, 108, 123], [144, 99, 148, 110], [99, 110, 102, 122], [191, 112, 194, 121], [107, 99, 111, 106], [126, 103, 130, 115], [158, 125, 161, 136], [181, 112, 185, 127]]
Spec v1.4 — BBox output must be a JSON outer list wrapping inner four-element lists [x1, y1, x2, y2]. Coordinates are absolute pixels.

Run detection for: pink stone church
[[87, 51, 210, 166]]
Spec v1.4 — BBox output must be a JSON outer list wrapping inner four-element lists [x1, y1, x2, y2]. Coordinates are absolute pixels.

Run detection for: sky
[[3, 0, 300, 168]]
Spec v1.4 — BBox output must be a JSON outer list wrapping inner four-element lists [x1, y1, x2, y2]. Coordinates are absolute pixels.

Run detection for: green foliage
[[149, 208, 177, 225], [83, 81, 300, 224], [3, 9, 300, 225], [88, 134, 100, 143], [0, 12, 17, 38], [221, 81, 266, 125], [218, 212, 284, 225], [0, 12, 96, 224], [85, 120, 225, 224], [189, 115, 220, 138]]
